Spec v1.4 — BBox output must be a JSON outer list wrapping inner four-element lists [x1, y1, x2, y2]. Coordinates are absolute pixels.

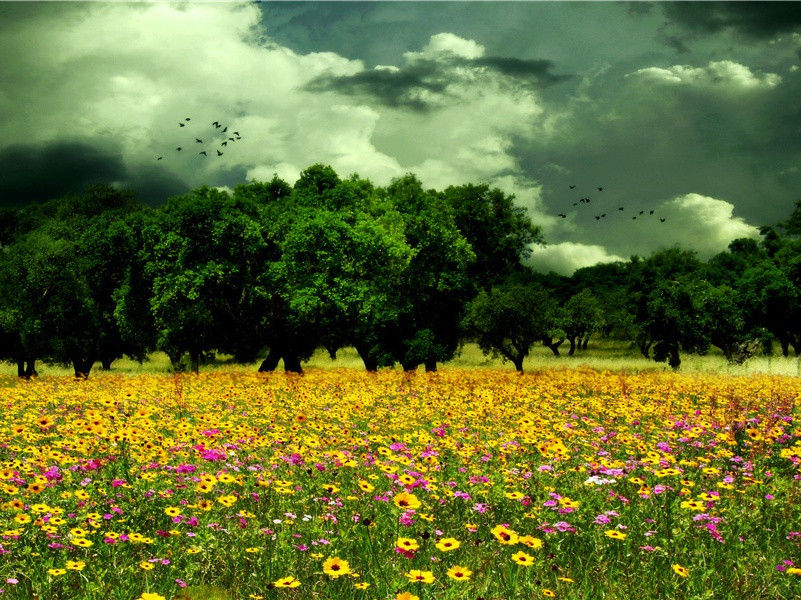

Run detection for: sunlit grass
[[1, 340, 800, 377]]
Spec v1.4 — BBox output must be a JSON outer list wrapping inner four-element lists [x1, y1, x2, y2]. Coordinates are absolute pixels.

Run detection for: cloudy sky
[[2, 2, 800, 274]]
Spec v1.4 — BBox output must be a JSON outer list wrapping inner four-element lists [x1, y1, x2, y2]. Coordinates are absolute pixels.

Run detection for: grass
[[2, 340, 799, 378]]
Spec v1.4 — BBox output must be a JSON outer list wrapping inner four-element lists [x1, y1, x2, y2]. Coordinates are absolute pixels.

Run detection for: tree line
[[0, 164, 799, 376]]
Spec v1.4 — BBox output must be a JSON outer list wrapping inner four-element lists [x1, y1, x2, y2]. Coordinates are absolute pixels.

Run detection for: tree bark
[[543, 338, 563, 357], [568, 337, 576, 356], [582, 335, 590, 350], [668, 345, 681, 370], [424, 358, 437, 372], [401, 361, 418, 372], [780, 338, 790, 357], [513, 356, 524, 372], [24, 358, 37, 378], [283, 352, 303, 373], [258, 347, 281, 372], [354, 343, 378, 371], [190, 351, 199, 374], [16, 358, 25, 378], [100, 358, 113, 370], [639, 340, 652, 359], [73, 356, 94, 378]]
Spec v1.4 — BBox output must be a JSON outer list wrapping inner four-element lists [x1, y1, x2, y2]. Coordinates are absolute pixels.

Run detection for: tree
[[146, 186, 275, 373], [0, 232, 99, 377], [463, 281, 556, 372], [559, 289, 604, 355], [382, 175, 475, 371], [440, 183, 543, 290]]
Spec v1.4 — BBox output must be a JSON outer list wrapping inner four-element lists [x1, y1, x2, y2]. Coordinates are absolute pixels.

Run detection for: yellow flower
[[138, 594, 167, 600], [396, 537, 419, 551], [511, 550, 535, 566], [393, 492, 421, 510], [520, 535, 543, 549], [435, 537, 460, 551], [446, 565, 472, 581], [405, 569, 436, 583], [542, 589, 556, 598], [672, 563, 689, 577], [395, 593, 420, 600], [491, 524, 519, 545], [604, 530, 627, 540], [354, 582, 370, 589], [273, 576, 301, 588], [66, 560, 86, 571], [322, 556, 351, 578], [48, 568, 67, 576], [139, 561, 155, 570]]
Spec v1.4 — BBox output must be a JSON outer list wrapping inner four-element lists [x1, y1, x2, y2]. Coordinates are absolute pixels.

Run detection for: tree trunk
[[543, 338, 563, 357], [354, 343, 378, 371], [189, 351, 200, 374], [639, 341, 652, 359], [25, 358, 38, 378], [258, 347, 282, 372], [513, 356, 524, 373], [100, 358, 113, 370], [283, 352, 303, 373], [780, 338, 790, 357], [668, 345, 681, 370], [568, 337, 576, 356], [402, 362, 418, 372], [73, 356, 94, 378], [581, 335, 590, 350], [424, 358, 437, 372], [17, 358, 25, 378]]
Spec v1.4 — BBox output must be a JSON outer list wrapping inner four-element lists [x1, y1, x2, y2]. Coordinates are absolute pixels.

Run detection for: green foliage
[[463, 280, 555, 372]]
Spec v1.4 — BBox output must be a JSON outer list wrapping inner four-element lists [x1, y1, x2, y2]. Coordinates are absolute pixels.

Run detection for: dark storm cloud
[[305, 61, 449, 112], [0, 141, 190, 208], [306, 55, 569, 111], [0, 142, 128, 207], [470, 57, 571, 85], [661, 2, 801, 39]]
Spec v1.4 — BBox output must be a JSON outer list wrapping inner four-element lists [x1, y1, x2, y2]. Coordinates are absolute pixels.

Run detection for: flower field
[[1, 369, 800, 600]]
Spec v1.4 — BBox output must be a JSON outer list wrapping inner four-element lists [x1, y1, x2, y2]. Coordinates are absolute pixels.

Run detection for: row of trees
[[1, 164, 799, 376]]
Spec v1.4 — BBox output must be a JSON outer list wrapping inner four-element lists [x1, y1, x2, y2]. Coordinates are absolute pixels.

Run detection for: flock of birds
[[557, 185, 667, 223], [155, 117, 242, 161]]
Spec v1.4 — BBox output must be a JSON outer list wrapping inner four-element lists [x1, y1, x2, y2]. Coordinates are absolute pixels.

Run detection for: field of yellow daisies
[[1, 368, 800, 600]]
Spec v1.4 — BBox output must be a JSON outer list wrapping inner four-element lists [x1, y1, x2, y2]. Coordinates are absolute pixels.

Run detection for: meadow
[[1, 365, 800, 600]]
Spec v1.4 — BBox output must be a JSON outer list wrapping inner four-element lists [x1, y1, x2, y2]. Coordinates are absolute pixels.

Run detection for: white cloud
[[0, 6, 556, 231], [526, 242, 625, 275], [627, 60, 781, 91], [654, 193, 759, 256], [404, 32, 485, 62]]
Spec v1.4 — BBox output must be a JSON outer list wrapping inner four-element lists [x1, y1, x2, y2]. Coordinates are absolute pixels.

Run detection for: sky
[[1, 1, 800, 274]]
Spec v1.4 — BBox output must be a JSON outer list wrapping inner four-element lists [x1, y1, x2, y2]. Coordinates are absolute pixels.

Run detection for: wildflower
[[65, 560, 86, 571], [47, 569, 67, 576], [322, 556, 351, 578], [435, 537, 460, 551], [405, 569, 435, 583], [273, 576, 301, 588], [393, 492, 421, 510], [396, 537, 419, 551], [395, 593, 420, 600], [604, 530, 627, 540], [140, 561, 155, 570], [511, 550, 535, 566], [138, 594, 167, 600], [543, 590, 556, 598], [354, 582, 370, 589], [446, 565, 472, 580], [491, 524, 519, 545], [672, 563, 689, 577]]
